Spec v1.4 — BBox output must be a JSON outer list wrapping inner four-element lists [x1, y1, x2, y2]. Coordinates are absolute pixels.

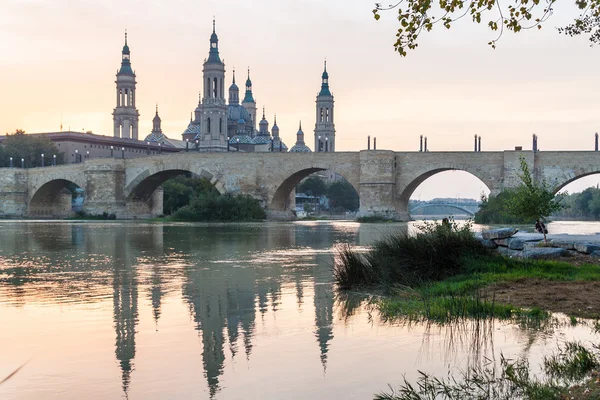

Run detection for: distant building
[[0, 131, 181, 163]]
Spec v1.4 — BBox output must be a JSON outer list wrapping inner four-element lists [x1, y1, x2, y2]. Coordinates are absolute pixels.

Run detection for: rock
[[481, 228, 518, 240], [478, 239, 498, 249], [495, 238, 509, 247], [497, 247, 522, 258], [521, 247, 567, 260], [574, 243, 600, 255], [591, 250, 600, 258], [551, 240, 576, 251], [523, 241, 544, 250], [508, 238, 525, 250]]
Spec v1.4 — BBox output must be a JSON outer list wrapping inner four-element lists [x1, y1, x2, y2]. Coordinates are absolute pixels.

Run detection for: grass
[[356, 215, 396, 223], [376, 340, 600, 399]]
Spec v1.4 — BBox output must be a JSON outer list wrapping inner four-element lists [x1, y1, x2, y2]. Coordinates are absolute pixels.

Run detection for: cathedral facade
[[113, 22, 337, 153]]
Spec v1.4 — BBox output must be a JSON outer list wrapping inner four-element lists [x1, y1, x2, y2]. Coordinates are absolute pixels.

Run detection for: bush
[[334, 219, 489, 289], [172, 192, 266, 222]]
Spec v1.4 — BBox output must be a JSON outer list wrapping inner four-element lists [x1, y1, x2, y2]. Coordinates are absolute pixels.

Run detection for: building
[[314, 61, 335, 152], [113, 32, 140, 140], [0, 131, 181, 164]]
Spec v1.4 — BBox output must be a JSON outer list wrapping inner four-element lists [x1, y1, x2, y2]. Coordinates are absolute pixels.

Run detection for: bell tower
[[314, 61, 335, 152], [198, 19, 228, 151], [113, 31, 140, 139]]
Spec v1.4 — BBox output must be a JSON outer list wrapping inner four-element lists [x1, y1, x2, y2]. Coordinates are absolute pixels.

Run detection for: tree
[[373, 0, 599, 56], [162, 175, 219, 215], [506, 157, 565, 242], [0, 130, 64, 167], [298, 176, 328, 198], [327, 181, 360, 212]]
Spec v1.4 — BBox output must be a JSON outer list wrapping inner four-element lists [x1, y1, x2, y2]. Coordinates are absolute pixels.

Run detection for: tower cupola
[[228, 70, 239, 104], [207, 19, 222, 64], [242, 68, 255, 103], [258, 107, 269, 135], [318, 60, 331, 97], [119, 32, 134, 75]]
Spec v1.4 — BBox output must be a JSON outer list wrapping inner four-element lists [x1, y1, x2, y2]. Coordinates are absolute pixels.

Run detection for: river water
[[0, 220, 597, 400]]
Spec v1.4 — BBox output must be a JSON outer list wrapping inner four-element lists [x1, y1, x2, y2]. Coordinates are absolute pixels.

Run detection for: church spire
[[207, 18, 222, 64]]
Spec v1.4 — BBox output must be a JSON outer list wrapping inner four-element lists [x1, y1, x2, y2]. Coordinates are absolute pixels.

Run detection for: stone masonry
[[0, 150, 599, 220]]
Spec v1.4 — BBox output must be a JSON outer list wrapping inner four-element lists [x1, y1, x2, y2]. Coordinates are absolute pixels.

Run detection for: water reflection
[[0, 221, 593, 400]]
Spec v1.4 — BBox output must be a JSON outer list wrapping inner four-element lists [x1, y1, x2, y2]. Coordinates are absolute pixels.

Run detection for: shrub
[[334, 219, 489, 288], [172, 192, 266, 222]]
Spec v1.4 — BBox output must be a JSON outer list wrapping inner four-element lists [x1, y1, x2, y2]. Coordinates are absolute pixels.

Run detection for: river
[[0, 220, 597, 399]]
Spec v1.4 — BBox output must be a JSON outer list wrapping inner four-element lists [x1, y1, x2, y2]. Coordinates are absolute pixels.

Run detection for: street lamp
[[53, 154, 56, 166], [110, 145, 114, 157], [75, 149, 79, 163], [236, 137, 240, 152], [9, 157, 13, 168], [325, 137, 328, 152], [158, 142, 162, 154], [21, 158, 24, 168], [41, 153, 44, 167], [186, 138, 189, 152], [318, 135, 322, 152], [121, 147, 125, 159], [86, 150, 90, 159], [195, 139, 199, 151]]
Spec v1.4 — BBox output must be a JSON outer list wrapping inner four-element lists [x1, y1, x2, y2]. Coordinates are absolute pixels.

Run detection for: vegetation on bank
[[0, 130, 64, 167], [297, 175, 359, 213], [355, 215, 396, 223], [162, 175, 266, 222], [554, 186, 600, 220], [376, 339, 600, 399], [70, 211, 117, 220]]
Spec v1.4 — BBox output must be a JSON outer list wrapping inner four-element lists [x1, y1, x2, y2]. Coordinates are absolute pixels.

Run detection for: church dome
[[227, 104, 251, 123]]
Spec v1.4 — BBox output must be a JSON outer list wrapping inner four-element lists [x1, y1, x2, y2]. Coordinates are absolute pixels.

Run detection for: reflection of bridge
[[0, 150, 598, 221], [409, 202, 480, 216]]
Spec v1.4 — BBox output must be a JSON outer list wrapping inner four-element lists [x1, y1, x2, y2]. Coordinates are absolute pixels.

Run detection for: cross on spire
[[213, 17, 216, 33]]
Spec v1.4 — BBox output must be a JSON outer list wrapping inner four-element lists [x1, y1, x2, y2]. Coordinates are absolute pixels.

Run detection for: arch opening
[[271, 168, 360, 218], [553, 173, 600, 220], [127, 169, 222, 202], [404, 169, 490, 220], [29, 179, 83, 218]]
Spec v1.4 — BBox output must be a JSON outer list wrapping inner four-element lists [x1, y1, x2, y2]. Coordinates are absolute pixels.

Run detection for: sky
[[1, 0, 599, 200]]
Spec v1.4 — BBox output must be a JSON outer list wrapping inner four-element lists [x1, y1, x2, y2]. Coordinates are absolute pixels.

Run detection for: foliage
[[475, 190, 530, 224], [333, 218, 488, 289], [71, 211, 117, 220], [327, 180, 359, 212], [356, 215, 395, 223], [298, 176, 328, 198], [506, 157, 565, 241], [373, 0, 599, 56], [172, 192, 266, 222], [0, 130, 64, 167], [375, 342, 600, 400], [554, 186, 600, 220], [162, 175, 218, 215]]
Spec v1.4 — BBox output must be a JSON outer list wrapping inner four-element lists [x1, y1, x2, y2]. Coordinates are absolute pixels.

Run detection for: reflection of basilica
[[111, 229, 138, 397], [0, 222, 349, 398]]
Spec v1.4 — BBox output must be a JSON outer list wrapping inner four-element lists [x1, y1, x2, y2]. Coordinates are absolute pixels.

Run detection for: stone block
[[551, 240, 576, 251], [482, 228, 518, 240], [508, 238, 525, 250], [478, 239, 498, 249], [522, 247, 567, 260], [497, 247, 521, 258], [574, 243, 600, 255]]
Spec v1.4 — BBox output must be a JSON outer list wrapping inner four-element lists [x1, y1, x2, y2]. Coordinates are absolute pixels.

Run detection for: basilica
[[113, 22, 336, 153]]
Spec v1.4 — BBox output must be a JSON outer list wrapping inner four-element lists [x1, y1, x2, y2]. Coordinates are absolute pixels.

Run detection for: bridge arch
[[125, 164, 225, 201], [28, 178, 82, 218], [409, 203, 476, 216], [270, 167, 360, 212], [398, 168, 492, 218], [551, 171, 600, 195]]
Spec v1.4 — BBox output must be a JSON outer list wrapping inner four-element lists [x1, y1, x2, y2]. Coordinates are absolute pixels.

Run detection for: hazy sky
[[1, 0, 599, 199]]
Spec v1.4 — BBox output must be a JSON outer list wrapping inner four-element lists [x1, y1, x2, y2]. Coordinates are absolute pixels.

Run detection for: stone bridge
[[0, 150, 598, 220]]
